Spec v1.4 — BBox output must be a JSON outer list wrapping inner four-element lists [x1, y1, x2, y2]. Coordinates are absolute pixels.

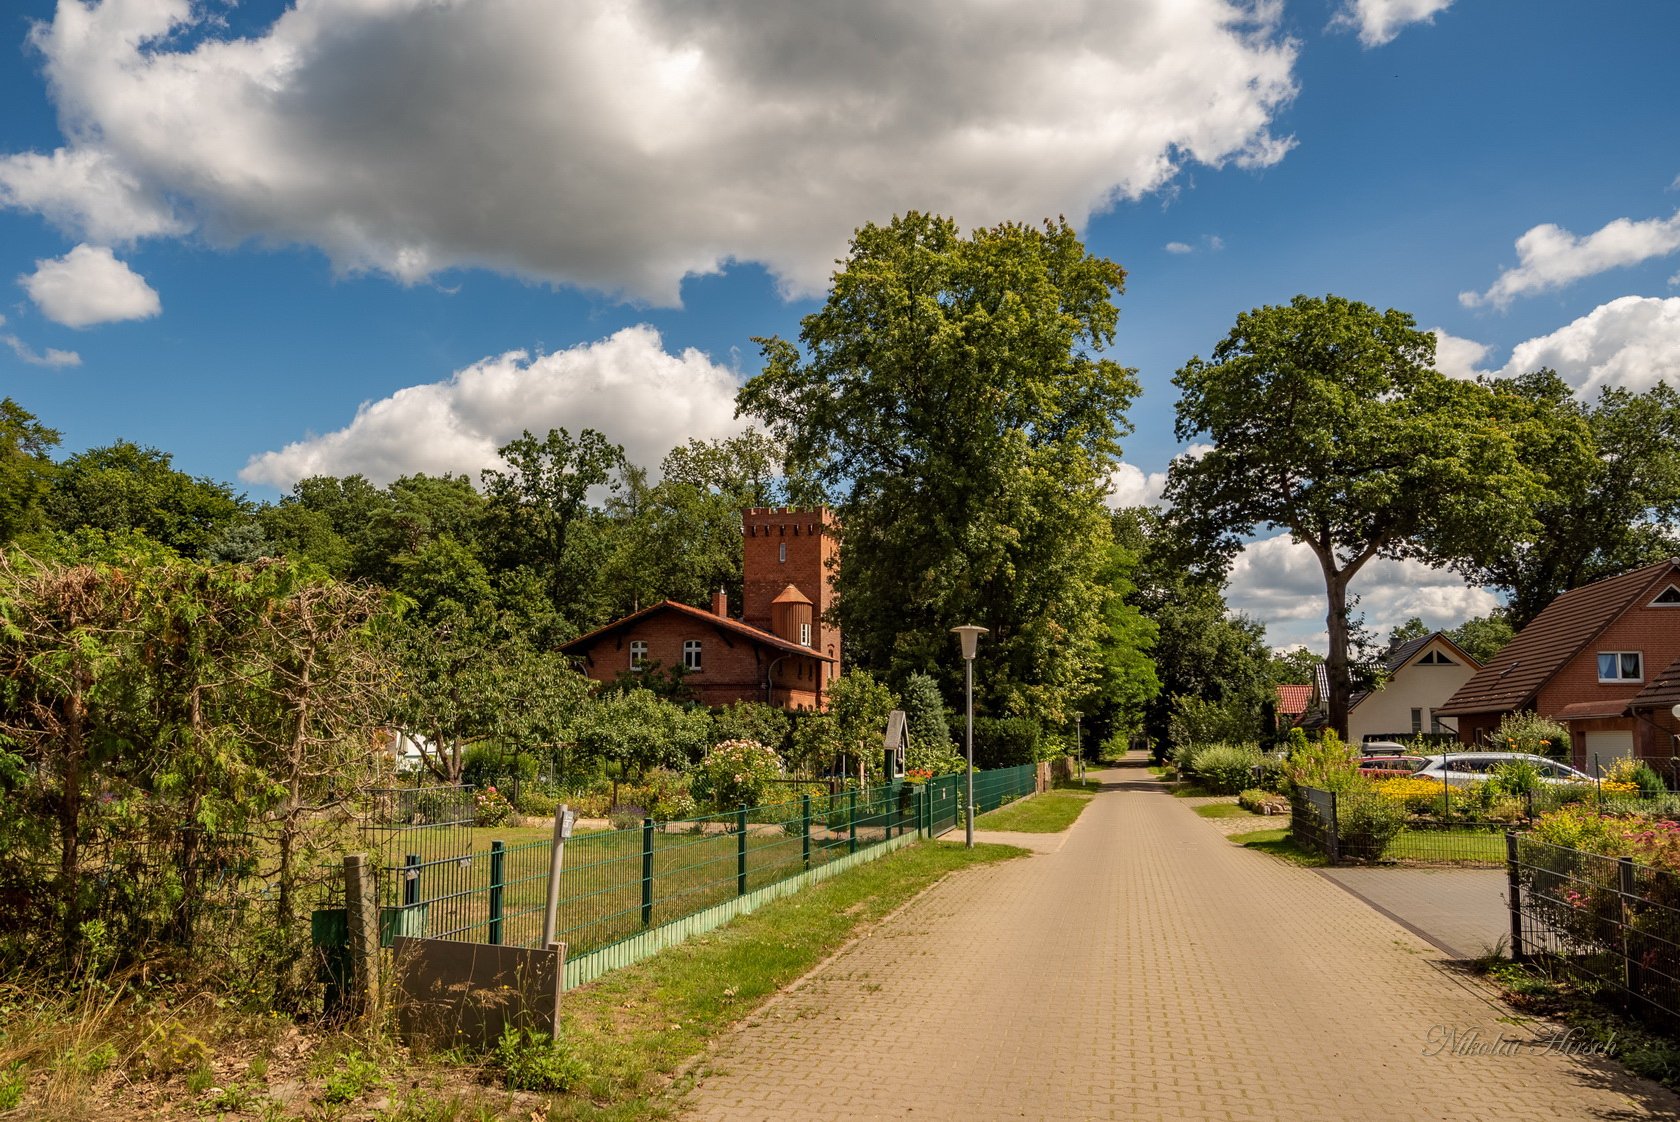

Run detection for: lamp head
[[951, 624, 988, 661]]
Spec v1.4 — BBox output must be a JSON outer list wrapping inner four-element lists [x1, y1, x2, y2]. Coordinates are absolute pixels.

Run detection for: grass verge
[[974, 792, 1092, 833], [1193, 803, 1258, 820], [1229, 827, 1328, 867], [1381, 828, 1505, 864], [0, 840, 1023, 1121], [549, 839, 1025, 1120]]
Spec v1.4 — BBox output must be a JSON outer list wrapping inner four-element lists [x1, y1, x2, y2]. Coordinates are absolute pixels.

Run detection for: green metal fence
[[381, 783, 925, 958], [357, 763, 1045, 991]]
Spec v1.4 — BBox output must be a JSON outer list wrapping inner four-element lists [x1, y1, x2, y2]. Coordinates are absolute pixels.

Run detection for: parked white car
[[1411, 752, 1593, 786]]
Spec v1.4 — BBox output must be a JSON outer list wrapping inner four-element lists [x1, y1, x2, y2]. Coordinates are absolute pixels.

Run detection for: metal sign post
[[541, 805, 577, 948]]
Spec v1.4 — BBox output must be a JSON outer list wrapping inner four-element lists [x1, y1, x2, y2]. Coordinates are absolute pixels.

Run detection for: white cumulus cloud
[[1490, 296, 1680, 397], [1107, 462, 1170, 508], [1461, 208, 1680, 310], [21, 244, 161, 328], [1430, 328, 1489, 381], [1, 0, 1299, 304], [1225, 533, 1499, 652], [1330, 0, 1454, 47], [240, 325, 747, 488]]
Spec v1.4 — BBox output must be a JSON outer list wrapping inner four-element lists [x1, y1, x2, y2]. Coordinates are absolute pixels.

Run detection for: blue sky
[[3, 0, 1679, 650]]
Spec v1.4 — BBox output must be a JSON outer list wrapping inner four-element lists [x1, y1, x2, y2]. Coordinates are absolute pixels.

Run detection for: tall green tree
[[0, 398, 60, 545], [481, 428, 624, 639], [738, 213, 1140, 723], [1460, 372, 1680, 627], [1165, 295, 1542, 739], [1111, 508, 1272, 752], [47, 440, 244, 557]]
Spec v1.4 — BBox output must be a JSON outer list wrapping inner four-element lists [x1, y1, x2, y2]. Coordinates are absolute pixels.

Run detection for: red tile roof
[[1436, 559, 1680, 717], [1275, 684, 1312, 716], [559, 599, 835, 662]]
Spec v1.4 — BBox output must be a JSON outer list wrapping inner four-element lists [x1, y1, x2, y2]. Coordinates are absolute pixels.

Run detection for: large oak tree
[[1165, 295, 1542, 739]]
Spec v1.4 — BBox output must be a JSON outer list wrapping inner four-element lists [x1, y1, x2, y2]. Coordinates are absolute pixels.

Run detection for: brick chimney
[[711, 588, 729, 618]]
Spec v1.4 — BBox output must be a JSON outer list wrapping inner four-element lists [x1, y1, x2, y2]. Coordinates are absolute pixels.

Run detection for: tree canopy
[[738, 212, 1141, 724], [1166, 295, 1543, 738]]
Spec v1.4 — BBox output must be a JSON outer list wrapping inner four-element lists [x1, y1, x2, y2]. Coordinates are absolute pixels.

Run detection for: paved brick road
[[679, 761, 1680, 1121]]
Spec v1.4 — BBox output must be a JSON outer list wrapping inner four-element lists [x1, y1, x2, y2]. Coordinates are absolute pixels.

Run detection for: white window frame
[[629, 640, 647, 670], [683, 639, 703, 671], [1650, 585, 1680, 607], [800, 621, 811, 647], [1597, 650, 1643, 683]]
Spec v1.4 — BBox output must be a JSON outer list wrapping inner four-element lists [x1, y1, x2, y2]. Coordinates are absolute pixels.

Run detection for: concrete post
[[343, 853, 379, 1016]]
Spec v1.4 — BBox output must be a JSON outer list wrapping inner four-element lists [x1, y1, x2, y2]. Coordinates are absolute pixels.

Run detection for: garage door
[[1584, 729, 1634, 770]]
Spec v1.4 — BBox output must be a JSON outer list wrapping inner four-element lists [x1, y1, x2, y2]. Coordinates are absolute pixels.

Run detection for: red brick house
[[1435, 558, 1680, 769], [560, 507, 840, 710]]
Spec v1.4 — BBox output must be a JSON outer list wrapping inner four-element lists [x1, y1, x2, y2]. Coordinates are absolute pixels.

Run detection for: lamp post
[[952, 625, 988, 848]]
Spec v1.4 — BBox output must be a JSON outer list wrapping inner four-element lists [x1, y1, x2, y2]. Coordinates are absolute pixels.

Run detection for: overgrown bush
[[694, 739, 784, 810], [1189, 743, 1261, 795], [1337, 788, 1404, 859], [472, 786, 514, 827], [972, 717, 1040, 769], [608, 804, 647, 831], [710, 701, 791, 754], [1492, 710, 1569, 759], [1281, 730, 1359, 794], [1489, 759, 1544, 797], [1251, 754, 1286, 793]]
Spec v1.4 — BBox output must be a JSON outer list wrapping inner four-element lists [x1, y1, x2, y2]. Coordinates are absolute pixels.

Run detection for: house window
[[1431, 715, 1445, 734], [1411, 708, 1423, 733], [683, 640, 703, 671], [1597, 651, 1643, 682], [779, 542, 787, 563], [1419, 650, 1455, 665], [1652, 585, 1680, 606], [629, 640, 647, 669], [800, 621, 811, 647]]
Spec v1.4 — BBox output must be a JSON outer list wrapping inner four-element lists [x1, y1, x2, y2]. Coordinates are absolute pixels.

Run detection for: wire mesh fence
[[1514, 837, 1680, 1021], [368, 782, 926, 958]]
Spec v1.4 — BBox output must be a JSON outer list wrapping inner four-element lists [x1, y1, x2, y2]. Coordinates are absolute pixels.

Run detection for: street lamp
[[952, 625, 988, 848]]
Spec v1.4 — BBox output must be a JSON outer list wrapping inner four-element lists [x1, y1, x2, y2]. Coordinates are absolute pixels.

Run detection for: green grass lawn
[[974, 791, 1092, 833], [1193, 802, 1258, 820], [1380, 828, 1506, 864], [1229, 827, 1327, 867], [367, 794, 921, 955]]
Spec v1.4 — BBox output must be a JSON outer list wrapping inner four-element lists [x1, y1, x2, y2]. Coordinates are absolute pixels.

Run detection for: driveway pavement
[[679, 760, 1680, 1121]]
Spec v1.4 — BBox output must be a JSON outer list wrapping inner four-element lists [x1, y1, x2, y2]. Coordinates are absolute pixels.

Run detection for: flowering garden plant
[[474, 785, 514, 827], [696, 739, 785, 810]]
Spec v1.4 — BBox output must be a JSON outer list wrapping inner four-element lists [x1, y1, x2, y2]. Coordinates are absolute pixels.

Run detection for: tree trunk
[[1323, 571, 1351, 742]]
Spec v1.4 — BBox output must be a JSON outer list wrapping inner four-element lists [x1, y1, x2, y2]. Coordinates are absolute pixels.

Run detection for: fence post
[[1620, 855, 1640, 997], [737, 806, 749, 896], [849, 789, 858, 855], [1505, 832, 1525, 963], [403, 852, 421, 907], [1325, 791, 1340, 865], [641, 818, 655, 928], [342, 853, 379, 1016], [802, 794, 812, 869], [488, 840, 505, 946]]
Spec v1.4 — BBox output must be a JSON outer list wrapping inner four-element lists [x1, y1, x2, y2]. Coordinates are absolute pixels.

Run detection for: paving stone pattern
[[679, 760, 1680, 1121]]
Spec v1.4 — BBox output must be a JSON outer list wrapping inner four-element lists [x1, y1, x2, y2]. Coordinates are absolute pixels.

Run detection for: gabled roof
[[1630, 653, 1680, 714], [1275, 684, 1312, 716], [1437, 559, 1680, 717], [560, 599, 835, 662]]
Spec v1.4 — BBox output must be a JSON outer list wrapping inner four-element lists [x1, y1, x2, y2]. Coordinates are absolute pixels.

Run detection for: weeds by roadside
[[0, 839, 1023, 1122]]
